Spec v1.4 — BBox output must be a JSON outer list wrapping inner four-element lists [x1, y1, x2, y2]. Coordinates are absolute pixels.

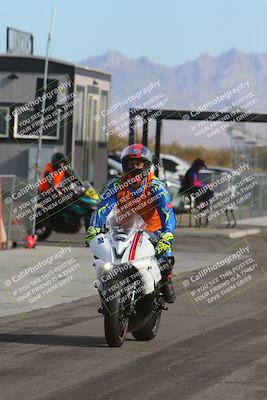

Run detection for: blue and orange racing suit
[[90, 173, 176, 256]]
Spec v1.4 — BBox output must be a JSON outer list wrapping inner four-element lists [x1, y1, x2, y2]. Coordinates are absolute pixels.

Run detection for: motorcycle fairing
[[92, 230, 161, 296]]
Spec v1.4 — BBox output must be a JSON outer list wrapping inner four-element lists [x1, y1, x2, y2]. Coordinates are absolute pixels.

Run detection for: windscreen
[[106, 206, 147, 238]]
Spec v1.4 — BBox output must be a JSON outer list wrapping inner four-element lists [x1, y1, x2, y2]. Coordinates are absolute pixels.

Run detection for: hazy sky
[[1, 0, 266, 65]]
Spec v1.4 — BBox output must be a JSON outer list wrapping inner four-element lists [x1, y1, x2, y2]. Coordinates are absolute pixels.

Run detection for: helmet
[[121, 144, 153, 178], [51, 152, 68, 170], [192, 158, 207, 170]]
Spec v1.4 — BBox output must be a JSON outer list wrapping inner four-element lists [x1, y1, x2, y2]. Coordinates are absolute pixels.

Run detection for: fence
[[174, 170, 267, 226], [242, 173, 267, 218], [1, 170, 267, 243], [0, 175, 37, 247], [0, 175, 17, 246]]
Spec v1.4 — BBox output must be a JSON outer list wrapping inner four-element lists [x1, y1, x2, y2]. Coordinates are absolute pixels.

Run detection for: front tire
[[103, 289, 128, 347], [132, 312, 161, 341]]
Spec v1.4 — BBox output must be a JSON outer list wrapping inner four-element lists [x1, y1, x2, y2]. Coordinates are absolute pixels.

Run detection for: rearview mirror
[[109, 168, 118, 176]]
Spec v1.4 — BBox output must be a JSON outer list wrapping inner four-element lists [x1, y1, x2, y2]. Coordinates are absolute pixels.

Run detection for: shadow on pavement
[[0, 333, 107, 347]]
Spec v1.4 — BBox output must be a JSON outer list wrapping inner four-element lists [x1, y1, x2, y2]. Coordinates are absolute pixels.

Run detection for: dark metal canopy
[[128, 108, 267, 169]]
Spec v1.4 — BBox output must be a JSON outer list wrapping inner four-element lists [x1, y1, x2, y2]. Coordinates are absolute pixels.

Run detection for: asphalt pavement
[[1, 230, 267, 400]]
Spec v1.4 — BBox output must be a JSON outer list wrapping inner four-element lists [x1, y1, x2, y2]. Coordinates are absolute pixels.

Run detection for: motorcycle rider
[[38, 152, 71, 193], [38, 152, 99, 225], [181, 158, 213, 206], [86, 144, 177, 303]]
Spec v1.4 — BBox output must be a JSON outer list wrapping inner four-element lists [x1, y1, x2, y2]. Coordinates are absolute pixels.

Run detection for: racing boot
[[157, 255, 176, 303], [162, 273, 176, 303]]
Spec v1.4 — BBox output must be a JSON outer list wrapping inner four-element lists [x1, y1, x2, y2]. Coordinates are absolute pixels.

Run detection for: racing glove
[[85, 226, 101, 247], [155, 232, 174, 255]]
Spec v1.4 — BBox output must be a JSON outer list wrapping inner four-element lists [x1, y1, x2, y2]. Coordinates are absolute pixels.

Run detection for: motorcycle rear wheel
[[132, 312, 161, 341]]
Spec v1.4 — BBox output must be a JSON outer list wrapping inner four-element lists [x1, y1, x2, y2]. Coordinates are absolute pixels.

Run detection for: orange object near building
[[117, 172, 162, 232], [38, 163, 65, 192]]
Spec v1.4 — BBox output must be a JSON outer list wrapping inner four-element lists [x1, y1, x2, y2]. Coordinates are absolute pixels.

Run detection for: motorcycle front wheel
[[35, 224, 52, 241], [103, 286, 128, 347]]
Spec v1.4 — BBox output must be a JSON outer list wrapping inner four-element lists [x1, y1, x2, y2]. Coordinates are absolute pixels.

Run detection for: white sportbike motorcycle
[[90, 208, 168, 347]]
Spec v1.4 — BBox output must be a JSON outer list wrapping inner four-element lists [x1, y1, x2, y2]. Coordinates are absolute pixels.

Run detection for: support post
[[155, 118, 162, 177], [142, 116, 148, 146], [129, 108, 135, 145], [31, 7, 56, 236]]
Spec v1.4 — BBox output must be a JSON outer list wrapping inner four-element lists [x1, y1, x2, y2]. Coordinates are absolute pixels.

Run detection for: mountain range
[[80, 49, 267, 148]]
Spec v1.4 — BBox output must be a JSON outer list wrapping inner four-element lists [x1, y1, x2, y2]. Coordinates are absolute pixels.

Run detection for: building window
[[86, 94, 99, 141], [0, 107, 10, 137], [86, 94, 99, 183], [13, 106, 60, 140], [75, 86, 85, 141], [100, 91, 108, 142]]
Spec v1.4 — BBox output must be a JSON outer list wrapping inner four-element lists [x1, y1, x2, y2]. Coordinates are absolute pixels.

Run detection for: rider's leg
[[157, 251, 176, 303]]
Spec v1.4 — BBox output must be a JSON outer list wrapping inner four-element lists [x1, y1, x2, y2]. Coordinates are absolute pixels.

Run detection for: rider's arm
[[150, 179, 176, 234], [89, 178, 119, 229], [192, 172, 206, 188]]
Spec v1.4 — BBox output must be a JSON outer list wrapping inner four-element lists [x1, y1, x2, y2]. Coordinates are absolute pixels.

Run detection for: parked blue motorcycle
[[35, 182, 99, 241]]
